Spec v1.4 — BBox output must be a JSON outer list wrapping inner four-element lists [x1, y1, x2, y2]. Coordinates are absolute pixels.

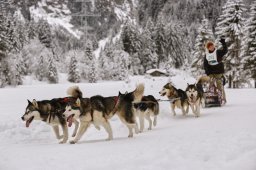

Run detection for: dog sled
[[203, 78, 223, 107]]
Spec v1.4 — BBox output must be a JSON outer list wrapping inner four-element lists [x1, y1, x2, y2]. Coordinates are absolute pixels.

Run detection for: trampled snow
[[0, 75, 256, 170]]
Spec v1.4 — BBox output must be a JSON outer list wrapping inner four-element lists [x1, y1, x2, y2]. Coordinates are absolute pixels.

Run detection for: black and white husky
[[185, 83, 204, 117], [159, 83, 189, 116], [133, 95, 159, 132], [63, 84, 145, 144], [21, 86, 82, 143]]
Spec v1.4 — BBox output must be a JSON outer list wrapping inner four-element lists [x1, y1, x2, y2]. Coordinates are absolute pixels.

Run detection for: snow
[[0, 74, 256, 170]]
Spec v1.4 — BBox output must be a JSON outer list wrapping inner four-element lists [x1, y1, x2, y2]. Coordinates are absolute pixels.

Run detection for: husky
[[185, 83, 204, 117], [21, 86, 82, 144], [133, 95, 159, 132], [159, 83, 189, 116], [63, 83, 144, 144], [63, 95, 119, 144], [115, 83, 144, 137]]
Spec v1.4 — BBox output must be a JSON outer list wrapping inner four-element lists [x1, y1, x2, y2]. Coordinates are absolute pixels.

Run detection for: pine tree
[[38, 19, 52, 49], [68, 53, 81, 83], [27, 19, 38, 39], [86, 41, 97, 83], [47, 58, 58, 84], [0, 10, 12, 58], [241, 1, 256, 87], [216, 0, 246, 86], [36, 56, 46, 81], [153, 20, 167, 67], [112, 48, 130, 81], [121, 21, 142, 55], [0, 59, 11, 87], [165, 23, 188, 68], [0, 9, 19, 87], [140, 20, 158, 72], [12, 62, 22, 86], [191, 17, 214, 75], [88, 58, 97, 83]]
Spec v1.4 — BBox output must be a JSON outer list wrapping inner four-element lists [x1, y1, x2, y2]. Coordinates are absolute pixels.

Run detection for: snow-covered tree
[[0, 9, 24, 87], [241, 1, 256, 87], [0, 11, 12, 58], [68, 53, 81, 83], [216, 0, 246, 85], [140, 20, 158, 72], [112, 49, 130, 81], [88, 58, 97, 83], [27, 19, 38, 39], [153, 20, 167, 67], [12, 62, 22, 86], [85, 41, 97, 83], [121, 21, 142, 55], [36, 56, 46, 81], [0, 59, 11, 87], [191, 17, 214, 75], [165, 23, 189, 68], [47, 58, 58, 84], [38, 19, 52, 49]]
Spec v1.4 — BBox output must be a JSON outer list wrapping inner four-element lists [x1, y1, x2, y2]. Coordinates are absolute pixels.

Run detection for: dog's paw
[[69, 140, 76, 144], [57, 135, 64, 140], [105, 137, 113, 141], [148, 127, 152, 130], [128, 134, 133, 138], [59, 140, 67, 144]]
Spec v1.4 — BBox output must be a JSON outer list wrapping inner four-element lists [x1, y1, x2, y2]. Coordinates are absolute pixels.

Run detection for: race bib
[[206, 51, 218, 65]]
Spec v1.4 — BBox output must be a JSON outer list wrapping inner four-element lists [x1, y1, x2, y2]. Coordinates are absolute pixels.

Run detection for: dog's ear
[[27, 99, 32, 105], [168, 83, 173, 88], [125, 91, 128, 94], [32, 99, 38, 109], [76, 98, 81, 107], [187, 83, 189, 86], [118, 91, 122, 96]]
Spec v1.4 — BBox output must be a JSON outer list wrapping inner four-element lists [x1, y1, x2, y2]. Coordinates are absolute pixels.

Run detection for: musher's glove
[[220, 38, 225, 44]]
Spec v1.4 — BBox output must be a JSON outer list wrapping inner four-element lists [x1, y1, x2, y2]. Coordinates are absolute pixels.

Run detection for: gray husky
[[63, 84, 144, 144], [133, 95, 159, 132], [21, 86, 82, 143]]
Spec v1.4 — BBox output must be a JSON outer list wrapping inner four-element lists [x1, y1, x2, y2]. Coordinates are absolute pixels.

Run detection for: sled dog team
[[21, 77, 207, 144]]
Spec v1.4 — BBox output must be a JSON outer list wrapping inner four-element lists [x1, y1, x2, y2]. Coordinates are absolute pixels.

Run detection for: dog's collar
[[62, 97, 71, 103]]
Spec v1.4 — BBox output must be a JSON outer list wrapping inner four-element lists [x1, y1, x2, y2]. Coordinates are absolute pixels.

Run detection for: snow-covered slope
[[0, 75, 256, 170], [29, 0, 81, 38]]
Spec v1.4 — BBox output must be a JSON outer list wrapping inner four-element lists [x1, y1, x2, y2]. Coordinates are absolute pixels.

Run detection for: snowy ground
[[0, 73, 256, 170]]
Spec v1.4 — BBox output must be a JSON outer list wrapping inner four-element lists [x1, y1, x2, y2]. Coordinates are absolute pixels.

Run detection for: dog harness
[[206, 49, 218, 66]]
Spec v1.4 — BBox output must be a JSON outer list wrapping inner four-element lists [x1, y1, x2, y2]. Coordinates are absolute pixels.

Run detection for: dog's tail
[[67, 86, 83, 98], [133, 83, 145, 103], [154, 102, 160, 116]]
